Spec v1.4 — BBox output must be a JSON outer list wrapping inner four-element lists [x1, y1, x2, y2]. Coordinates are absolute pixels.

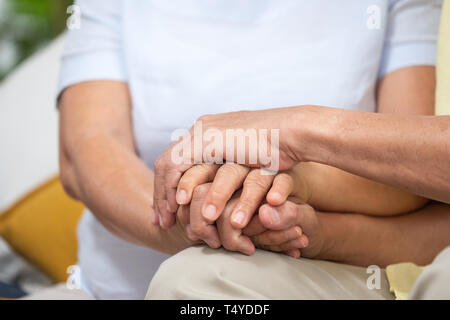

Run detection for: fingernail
[[271, 191, 282, 201], [152, 211, 158, 225], [203, 205, 217, 220], [232, 211, 245, 226], [159, 213, 163, 227], [166, 201, 172, 213], [295, 227, 302, 236], [270, 207, 280, 225], [176, 189, 188, 204]]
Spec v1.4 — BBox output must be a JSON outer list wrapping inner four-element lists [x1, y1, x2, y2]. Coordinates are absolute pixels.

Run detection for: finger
[[258, 201, 314, 230], [266, 172, 294, 206], [163, 163, 192, 219], [217, 202, 255, 256], [154, 156, 174, 229], [242, 214, 266, 237], [185, 224, 200, 242], [251, 226, 302, 246], [153, 156, 167, 226], [190, 184, 221, 248], [176, 164, 219, 205], [284, 249, 301, 259], [190, 209, 221, 248], [165, 168, 180, 213], [154, 140, 194, 228], [230, 169, 274, 229], [256, 235, 309, 252], [176, 204, 199, 241], [201, 163, 250, 222], [152, 209, 160, 225], [177, 204, 190, 226]]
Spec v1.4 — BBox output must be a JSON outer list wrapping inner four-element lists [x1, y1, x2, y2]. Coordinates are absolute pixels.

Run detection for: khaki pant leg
[[146, 246, 394, 300], [409, 246, 450, 299]]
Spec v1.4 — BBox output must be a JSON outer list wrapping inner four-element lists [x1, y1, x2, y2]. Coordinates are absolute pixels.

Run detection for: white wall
[[0, 35, 65, 212]]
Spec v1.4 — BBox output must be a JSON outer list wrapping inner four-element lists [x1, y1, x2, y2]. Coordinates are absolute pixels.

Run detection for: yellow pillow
[[386, 263, 424, 300], [436, 0, 450, 116], [0, 176, 84, 283]]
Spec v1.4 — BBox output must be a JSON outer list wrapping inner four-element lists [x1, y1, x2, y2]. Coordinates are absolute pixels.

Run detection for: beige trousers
[[146, 246, 394, 300]]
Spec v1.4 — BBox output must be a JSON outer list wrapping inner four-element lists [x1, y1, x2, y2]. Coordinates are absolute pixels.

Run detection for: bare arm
[[155, 67, 449, 225], [299, 109, 450, 204], [318, 203, 450, 267], [298, 66, 450, 204], [59, 80, 193, 254], [244, 200, 450, 267], [286, 67, 435, 215], [289, 162, 428, 216]]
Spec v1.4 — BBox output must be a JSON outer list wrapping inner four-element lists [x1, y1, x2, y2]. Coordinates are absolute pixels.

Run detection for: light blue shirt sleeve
[[378, 0, 442, 78], [57, 0, 126, 96]]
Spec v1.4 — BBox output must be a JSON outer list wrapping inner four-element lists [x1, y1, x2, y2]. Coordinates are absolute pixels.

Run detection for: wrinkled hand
[[153, 108, 305, 229]]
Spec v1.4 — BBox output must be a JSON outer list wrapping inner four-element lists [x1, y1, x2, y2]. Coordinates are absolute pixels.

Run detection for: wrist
[[290, 105, 341, 164], [315, 211, 358, 263]]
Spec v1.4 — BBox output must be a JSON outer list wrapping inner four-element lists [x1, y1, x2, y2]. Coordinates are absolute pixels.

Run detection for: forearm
[[290, 162, 428, 216], [59, 81, 192, 255], [62, 133, 191, 254], [296, 107, 450, 204], [317, 203, 450, 267]]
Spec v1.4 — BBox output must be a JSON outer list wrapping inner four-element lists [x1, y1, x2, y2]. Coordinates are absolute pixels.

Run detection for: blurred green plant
[[0, 0, 73, 81]]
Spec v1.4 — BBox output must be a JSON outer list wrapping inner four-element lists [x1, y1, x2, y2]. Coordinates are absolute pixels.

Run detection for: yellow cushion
[[386, 263, 424, 300], [436, 0, 450, 115], [0, 176, 83, 283]]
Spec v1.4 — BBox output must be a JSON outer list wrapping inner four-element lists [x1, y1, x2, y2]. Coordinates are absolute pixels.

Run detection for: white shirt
[[58, 0, 441, 299]]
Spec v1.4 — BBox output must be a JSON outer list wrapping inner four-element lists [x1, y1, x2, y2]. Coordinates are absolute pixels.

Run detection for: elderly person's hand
[[152, 107, 316, 229]]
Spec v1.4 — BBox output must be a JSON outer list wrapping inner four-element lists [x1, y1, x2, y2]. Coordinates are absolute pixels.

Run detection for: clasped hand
[[152, 163, 323, 259]]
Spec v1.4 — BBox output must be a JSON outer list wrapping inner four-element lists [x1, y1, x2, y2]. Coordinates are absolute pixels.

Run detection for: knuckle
[[209, 187, 228, 202], [238, 197, 256, 210], [154, 156, 165, 170], [221, 163, 246, 178], [196, 114, 212, 123], [178, 174, 194, 189], [200, 163, 217, 176], [243, 179, 265, 194], [244, 174, 270, 191]]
